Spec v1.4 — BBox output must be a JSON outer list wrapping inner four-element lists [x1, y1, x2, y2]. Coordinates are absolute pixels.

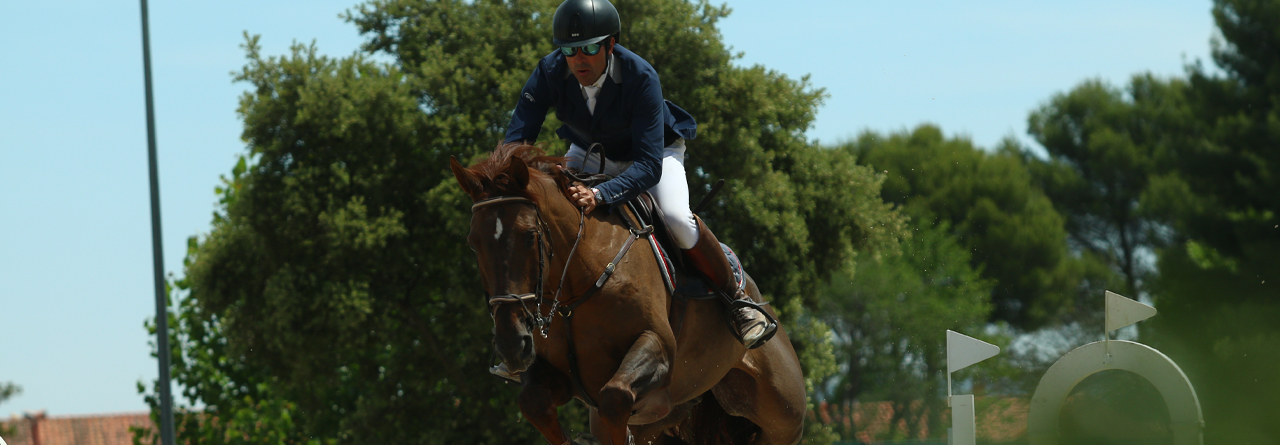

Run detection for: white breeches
[[566, 139, 699, 249]]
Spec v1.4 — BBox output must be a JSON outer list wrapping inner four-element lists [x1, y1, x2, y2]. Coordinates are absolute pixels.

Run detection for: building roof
[[2, 412, 152, 445]]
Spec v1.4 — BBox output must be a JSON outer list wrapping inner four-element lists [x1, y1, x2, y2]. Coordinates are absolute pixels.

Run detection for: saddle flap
[[624, 193, 745, 301], [625, 194, 677, 296], [673, 243, 744, 300]]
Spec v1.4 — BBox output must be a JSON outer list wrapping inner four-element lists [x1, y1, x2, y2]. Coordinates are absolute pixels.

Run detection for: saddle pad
[[626, 196, 677, 295], [625, 194, 745, 300], [673, 243, 744, 300], [646, 230, 678, 295]]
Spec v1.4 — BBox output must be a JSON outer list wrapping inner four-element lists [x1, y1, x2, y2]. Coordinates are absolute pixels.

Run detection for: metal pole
[[139, 1, 176, 444]]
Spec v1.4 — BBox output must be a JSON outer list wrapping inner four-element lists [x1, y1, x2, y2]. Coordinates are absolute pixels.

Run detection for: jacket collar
[[606, 52, 621, 84]]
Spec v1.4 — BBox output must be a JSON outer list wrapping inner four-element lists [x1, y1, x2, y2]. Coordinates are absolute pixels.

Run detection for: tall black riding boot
[[682, 216, 777, 349]]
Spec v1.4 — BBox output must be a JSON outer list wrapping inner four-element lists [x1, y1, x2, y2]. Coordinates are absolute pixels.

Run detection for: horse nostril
[[521, 335, 534, 357]]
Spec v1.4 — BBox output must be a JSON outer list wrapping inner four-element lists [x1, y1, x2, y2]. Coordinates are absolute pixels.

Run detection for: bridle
[[470, 189, 652, 409], [470, 195, 586, 338]]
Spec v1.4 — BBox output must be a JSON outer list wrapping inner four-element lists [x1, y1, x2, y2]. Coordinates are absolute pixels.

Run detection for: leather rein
[[470, 194, 653, 408]]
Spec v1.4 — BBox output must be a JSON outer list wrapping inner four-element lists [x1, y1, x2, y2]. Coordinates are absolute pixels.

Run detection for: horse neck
[[531, 179, 633, 293]]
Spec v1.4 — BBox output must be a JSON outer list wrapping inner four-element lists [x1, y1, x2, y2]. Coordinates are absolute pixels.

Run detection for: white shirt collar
[[583, 53, 612, 91]]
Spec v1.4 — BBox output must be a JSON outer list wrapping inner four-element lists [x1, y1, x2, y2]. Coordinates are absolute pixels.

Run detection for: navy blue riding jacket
[[504, 44, 697, 207]]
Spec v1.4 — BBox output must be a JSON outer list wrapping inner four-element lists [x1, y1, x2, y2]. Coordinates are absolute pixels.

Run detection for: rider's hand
[[568, 184, 599, 214]]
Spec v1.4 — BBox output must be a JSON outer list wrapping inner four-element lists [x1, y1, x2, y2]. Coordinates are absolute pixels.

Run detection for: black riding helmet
[[552, 0, 620, 47]]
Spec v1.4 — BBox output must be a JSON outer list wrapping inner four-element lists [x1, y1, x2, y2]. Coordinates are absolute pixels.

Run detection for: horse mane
[[469, 143, 571, 201]]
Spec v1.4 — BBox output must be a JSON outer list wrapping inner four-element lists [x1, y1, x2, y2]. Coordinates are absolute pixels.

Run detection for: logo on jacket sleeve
[[524, 92, 536, 103]]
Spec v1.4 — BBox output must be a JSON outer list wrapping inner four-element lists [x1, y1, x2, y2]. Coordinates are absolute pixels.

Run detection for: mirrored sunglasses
[[560, 42, 604, 57]]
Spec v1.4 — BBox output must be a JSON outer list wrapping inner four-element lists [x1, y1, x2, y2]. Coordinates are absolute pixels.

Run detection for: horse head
[[450, 144, 570, 374]]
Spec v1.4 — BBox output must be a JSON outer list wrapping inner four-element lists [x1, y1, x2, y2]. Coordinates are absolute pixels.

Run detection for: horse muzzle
[[492, 306, 538, 373], [496, 331, 537, 373]]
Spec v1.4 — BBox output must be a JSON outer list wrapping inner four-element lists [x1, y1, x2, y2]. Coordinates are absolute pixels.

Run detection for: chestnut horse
[[450, 144, 805, 445]]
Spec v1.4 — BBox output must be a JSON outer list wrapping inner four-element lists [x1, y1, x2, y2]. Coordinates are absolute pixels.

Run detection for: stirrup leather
[[683, 216, 779, 349]]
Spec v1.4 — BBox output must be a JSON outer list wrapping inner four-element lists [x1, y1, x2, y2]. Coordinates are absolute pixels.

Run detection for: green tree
[[1025, 75, 1193, 299], [1144, 0, 1280, 442], [347, 0, 904, 306], [137, 0, 904, 443], [840, 125, 1112, 330], [0, 382, 18, 404], [0, 382, 19, 437], [816, 217, 993, 442], [1019, 1, 1280, 442], [1168, 0, 1280, 270]]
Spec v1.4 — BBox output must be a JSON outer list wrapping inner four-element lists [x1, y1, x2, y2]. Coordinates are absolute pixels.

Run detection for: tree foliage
[[1025, 75, 1193, 298], [1013, 1, 1280, 442], [816, 217, 993, 441], [1, 382, 22, 437], [136, 0, 903, 444], [1144, 0, 1280, 442], [839, 126, 1113, 330], [0, 382, 18, 405], [1170, 0, 1280, 270]]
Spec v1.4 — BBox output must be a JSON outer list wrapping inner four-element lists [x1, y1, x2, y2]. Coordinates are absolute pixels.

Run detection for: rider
[[503, 0, 776, 352]]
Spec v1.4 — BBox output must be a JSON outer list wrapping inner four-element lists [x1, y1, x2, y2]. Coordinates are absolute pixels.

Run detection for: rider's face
[[568, 39, 611, 86]]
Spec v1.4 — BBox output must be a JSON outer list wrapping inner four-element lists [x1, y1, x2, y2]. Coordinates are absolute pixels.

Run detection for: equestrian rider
[[503, 0, 776, 351]]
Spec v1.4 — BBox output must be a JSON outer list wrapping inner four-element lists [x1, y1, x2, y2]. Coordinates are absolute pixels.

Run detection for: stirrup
[[489, 363, 522, 384], [725, 297, 778, 349]]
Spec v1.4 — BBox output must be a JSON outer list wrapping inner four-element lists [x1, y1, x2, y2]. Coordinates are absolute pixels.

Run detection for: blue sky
[[0, 0, 1213, 416]]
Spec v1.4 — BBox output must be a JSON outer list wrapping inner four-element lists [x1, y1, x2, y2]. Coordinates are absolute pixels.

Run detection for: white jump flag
[[947, 330, 1000, 374], [1105, 290, 1156, 333]]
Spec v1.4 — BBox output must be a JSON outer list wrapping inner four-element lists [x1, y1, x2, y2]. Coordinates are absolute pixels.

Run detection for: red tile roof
[[2, 412, 152, 445]]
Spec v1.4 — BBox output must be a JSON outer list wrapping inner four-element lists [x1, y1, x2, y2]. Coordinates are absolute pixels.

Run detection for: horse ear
[[507, 156, 530, 191], [450, 156, 483, 200]]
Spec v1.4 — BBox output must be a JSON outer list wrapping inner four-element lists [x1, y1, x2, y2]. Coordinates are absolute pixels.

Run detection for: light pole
[[139, 1, 176, 444]]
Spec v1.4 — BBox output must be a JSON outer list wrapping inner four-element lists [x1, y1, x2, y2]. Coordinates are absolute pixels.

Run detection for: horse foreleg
[[595, 330, 673, 445], [519, 358, 576, 445]]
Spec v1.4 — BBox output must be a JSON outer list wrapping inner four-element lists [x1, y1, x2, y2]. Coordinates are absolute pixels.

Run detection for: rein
[[471, 192, 653, 408]]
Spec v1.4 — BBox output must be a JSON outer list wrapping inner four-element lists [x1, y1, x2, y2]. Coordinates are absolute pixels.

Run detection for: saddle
[[626, 192, 745, 300], [561, 166, 744, 301]]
